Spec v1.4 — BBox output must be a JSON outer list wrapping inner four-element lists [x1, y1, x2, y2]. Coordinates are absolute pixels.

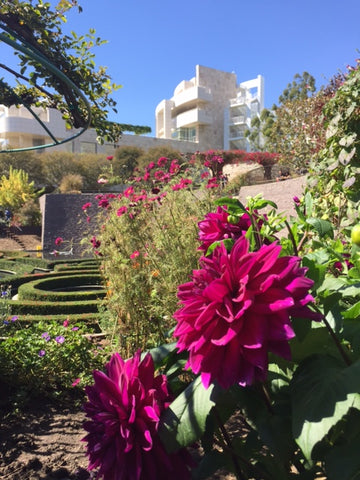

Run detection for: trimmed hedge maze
[[0, 255, 105, 325]]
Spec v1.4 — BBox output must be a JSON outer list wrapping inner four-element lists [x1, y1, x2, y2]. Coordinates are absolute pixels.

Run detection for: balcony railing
[[229, 115, 246, 125]]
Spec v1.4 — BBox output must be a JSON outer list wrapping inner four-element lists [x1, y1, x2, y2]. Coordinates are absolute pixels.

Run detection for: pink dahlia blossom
[[174, 236, 320, 389], [83, 351, 193, 480], [198, 206, 261, 253]]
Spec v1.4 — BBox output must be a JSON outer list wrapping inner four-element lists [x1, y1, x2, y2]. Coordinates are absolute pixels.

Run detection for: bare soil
[[0, 176, 307, 480]]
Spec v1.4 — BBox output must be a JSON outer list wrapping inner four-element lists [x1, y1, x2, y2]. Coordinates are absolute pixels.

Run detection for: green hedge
[[5, 269, 100, 291], [17, 274, 105, 302], [12, 312, 102, 329], [11, 299, 101, 315], [54, 263, 99, 272]]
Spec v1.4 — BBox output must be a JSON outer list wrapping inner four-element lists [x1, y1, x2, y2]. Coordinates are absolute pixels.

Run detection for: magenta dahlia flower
[[83, 351, 193, 480], [198, 206, 261, 253], [174, 236, 320, 389]]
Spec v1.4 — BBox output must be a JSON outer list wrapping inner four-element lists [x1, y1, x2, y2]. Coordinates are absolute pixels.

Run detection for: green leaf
[[147, 342, 177, 367], [158, 376, 221, 451], [192, 450, 233, 480], [317, 276, 348, 294], [251, 198, 278, 210], [302, 254, 328, 290], [304, 191, 313, 215], [306, 218, 334, 238], [290, 325, 340, 363], [324, 410, 360, 479], [214, 197, 244, 211], [291, 355, 360, 463], [342, 312, 360, 356]]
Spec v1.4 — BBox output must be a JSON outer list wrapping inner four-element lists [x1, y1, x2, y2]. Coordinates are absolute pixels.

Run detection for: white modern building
[[0, 66, 264, 155], [0, 104, 200, 155], [155, 65, 264, 151]]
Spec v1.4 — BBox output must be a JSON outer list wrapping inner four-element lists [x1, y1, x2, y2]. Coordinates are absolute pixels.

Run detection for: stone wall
[[40, 193, 100, 259]]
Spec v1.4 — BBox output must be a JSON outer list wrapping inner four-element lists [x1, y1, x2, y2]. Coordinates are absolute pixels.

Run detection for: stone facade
[[156, 65, 264, 151]]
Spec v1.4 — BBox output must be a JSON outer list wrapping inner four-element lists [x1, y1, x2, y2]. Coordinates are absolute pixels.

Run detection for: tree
[[245, 108, 276, 151], [112, 146, 144, 181], [278, 71, 316, 103], [247, 71, 347, 171], [0, 0, 150, 146]]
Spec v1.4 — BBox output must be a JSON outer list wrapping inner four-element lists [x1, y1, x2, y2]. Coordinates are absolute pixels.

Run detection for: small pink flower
[[55, 237, 63, 246], [116, 206, 128, 217], [97, 178, 109, 184], [157, 156, 168, 167], [123, 186, 134, 198], [63, 319, 69, 327], [98, 198, 110, 209], [130, 250, 140, 259], [82, 202, 92, 210], [106, 155, 114, 161], [72, 378, 81, 387]]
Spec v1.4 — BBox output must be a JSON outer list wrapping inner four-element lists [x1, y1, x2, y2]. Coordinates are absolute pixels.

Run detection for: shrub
[[0, 318, 109, 402], [58, 173, 84, 193], [89, 159, 221, 356], [16, 199, 42, 226]]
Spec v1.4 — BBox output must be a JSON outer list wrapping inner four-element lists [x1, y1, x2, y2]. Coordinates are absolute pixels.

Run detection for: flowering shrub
[[193, 149, 279, 181], [0, 319, 108, 401], [86, 159, 217, 356]]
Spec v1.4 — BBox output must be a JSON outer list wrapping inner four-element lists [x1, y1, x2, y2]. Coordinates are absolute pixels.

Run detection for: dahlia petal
[[252, 288, 295, 313], [211, 326, 238, 345], [203, 278, 229, 301], [269, 339, 292, 360], [143, 405, 160, 423], [201, 372, 212, 389], [285, 276, 314, 296]]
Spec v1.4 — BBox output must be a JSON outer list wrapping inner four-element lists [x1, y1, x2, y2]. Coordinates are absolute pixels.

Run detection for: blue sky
[[21, 1, 360, 134]]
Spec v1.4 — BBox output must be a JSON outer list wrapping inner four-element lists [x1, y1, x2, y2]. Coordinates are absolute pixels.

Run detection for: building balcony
[[172, 86, 212, 113], [229, 96, 246, 106], [229, 115, 246, 125], [174, 108, 212, 129]]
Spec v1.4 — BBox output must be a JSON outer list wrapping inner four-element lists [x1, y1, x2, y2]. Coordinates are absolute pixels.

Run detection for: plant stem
[[284, 220, 298, 256], [322, 316, 352, 366], [260, 383, 274, 414], [213, 408, 246, 480]]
